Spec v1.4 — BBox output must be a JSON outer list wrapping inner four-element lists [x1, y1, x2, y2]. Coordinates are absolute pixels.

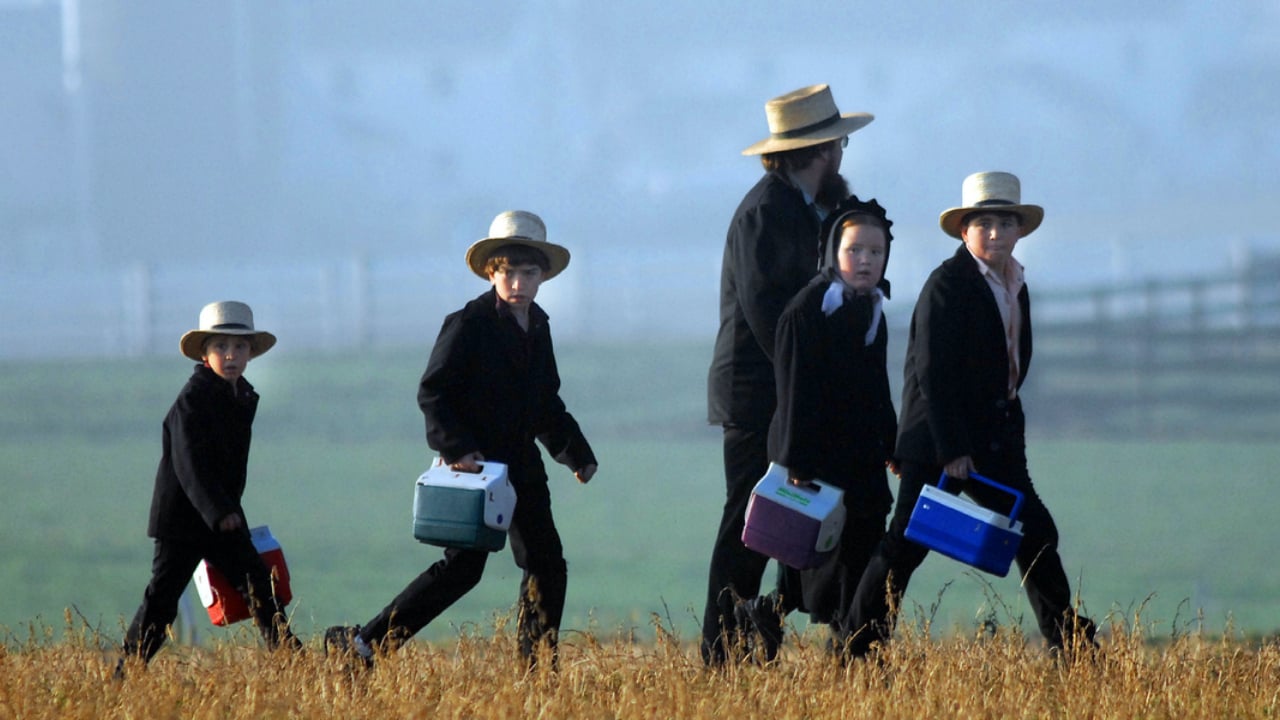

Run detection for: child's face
[[489, 263, 544, 311], [961, 212, 1021, 272], [836, 224, 887, 293], [203, 334, 253, 384]]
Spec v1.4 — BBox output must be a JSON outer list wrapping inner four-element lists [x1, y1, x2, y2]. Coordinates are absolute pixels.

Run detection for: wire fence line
[[3, 248, 1277, 362], [0, 246, 725, 360]]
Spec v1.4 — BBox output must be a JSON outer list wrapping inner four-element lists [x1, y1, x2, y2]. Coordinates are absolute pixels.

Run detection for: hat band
[[210, 323, 252, 331], [974, 199, 1015, 207], [772, 111, 842, 140]]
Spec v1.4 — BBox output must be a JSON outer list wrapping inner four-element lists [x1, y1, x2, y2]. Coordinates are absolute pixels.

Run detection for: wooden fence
[[3, 249, 1277, 440], [1022, 254, 1280, 440]]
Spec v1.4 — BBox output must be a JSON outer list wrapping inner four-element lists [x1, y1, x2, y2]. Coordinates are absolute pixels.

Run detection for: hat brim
[[939, 205, 1044, 239], [465, 237, 571, 280], [741, 113, 874, 156], [180, 329, 277, 362]]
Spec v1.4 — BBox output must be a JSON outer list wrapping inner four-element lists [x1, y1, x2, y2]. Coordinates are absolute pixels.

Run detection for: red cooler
[[191, 525, 292, 626]]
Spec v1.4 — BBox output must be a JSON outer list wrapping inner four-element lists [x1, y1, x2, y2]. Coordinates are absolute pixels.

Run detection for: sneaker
[[324, 625, 374, 669]]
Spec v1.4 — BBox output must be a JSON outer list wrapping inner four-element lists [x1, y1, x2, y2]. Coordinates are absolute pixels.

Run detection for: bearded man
[[702, 84, 873, 666]]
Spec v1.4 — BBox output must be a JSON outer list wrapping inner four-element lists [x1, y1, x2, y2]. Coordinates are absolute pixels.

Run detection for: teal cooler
[[413, 459, 516, 552], [904, 472, 1024, 576]]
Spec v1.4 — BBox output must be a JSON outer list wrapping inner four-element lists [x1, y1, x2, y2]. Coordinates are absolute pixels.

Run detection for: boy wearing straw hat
[[703, 84, 873, 666], [838, 172, 1096, 661], [325, 210, 597, 670], [117, 301, 297, 674]]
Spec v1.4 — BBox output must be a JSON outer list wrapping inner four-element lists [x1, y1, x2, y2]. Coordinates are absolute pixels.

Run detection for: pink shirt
[[968, 249, 1025, 399]]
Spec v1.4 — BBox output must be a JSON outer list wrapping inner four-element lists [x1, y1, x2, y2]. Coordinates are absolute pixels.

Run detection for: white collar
[[821, 281, 884, 346]]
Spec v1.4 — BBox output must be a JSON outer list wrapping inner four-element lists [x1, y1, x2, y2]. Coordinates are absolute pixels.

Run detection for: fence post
[[123, 262, 152, 357], [1188, 278, 1207, 364], [350, 253, 371, 350]]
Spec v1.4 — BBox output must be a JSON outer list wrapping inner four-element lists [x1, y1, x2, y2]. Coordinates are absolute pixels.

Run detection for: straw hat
[[939, 171, 1044, 239], [464, 210, 571, 280], [179, 301, 277, 361], [741, 84, 874, 156]]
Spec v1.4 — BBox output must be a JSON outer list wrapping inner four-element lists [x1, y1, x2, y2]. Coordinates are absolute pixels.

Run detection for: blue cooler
[[413, 459, 516, 552], [904, 472, 1024, 576], [741, 463, 846, 570]]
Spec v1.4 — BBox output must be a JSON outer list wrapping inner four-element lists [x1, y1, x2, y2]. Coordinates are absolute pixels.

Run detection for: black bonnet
[[817, 194, 893, 298]]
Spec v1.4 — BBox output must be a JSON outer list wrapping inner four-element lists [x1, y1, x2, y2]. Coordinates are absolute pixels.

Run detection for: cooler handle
[[938, 471, 1025, 524], [435, 456, 488, 475]]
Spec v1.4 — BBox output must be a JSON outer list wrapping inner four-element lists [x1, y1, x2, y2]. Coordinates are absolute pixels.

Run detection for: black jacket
[[708, 172, 821, 427], [418, 288, 595, 485], [895, 245, 1033, 466], [148, 365, 257, 540], [767, 270, 896, 515]]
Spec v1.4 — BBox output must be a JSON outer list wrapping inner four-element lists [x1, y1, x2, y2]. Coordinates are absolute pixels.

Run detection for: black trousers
[[841, 447, 1088, 655], [700, 425, 778, 663], [361, 477, 567, 660], [122, 529, 290, 662]]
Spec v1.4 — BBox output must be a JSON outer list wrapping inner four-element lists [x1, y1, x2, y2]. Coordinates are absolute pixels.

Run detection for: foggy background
[[2, 0, 1278, 357], [3, 0, 1280, 642]]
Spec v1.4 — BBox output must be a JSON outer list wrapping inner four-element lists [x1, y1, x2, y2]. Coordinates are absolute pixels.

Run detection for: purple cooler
[[741, 463, 846, 570], [904, 471, 1024, 576]]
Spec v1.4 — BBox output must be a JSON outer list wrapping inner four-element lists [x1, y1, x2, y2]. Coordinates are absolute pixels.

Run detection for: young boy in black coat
[[326, 210, 597, 669], [118, 301, 297, 673], [838, 172, 1096, 660]]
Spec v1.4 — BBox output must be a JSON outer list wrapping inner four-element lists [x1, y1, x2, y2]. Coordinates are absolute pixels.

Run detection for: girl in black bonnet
[[736, 196, 899, 661]]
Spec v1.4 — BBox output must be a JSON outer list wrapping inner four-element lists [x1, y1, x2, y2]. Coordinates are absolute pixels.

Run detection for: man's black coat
[[707, 171, 821, 428]]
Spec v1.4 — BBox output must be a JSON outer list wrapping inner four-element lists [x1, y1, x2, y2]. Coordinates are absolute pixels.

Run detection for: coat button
[[995, 399, 1007, 410], [989, 441, 1001, 451]]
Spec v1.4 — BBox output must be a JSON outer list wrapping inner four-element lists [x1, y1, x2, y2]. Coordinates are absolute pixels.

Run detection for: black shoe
[[739, 597, 784, 663], [1049, 613, 1099, 664], [324, 625, 373, 669]]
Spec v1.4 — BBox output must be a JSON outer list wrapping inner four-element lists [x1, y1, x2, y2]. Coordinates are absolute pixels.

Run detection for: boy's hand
[[450, 452, 484, 473], [574, 464, 597, 484], [218, 514, 244, 533], [944, 455, 976, 480]]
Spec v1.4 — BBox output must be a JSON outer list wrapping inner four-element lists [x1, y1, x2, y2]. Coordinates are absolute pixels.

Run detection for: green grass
[[2, 344, 1278, 650]]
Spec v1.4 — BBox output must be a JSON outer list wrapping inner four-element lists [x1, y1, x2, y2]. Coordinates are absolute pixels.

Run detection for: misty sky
[[2, 0, 1278, 353]]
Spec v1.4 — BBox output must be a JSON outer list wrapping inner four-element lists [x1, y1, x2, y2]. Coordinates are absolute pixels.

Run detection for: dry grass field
[[4, 610, 1279, 719]]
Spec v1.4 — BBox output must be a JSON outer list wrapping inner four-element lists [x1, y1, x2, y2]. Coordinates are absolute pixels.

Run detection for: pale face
[[836, 224, 887, 293], [961, 211, 1021, 273], [202, 334, 253, 384], [490, 263, 544, 313]]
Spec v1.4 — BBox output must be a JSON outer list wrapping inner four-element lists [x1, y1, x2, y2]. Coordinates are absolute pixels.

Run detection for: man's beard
[[814, 171, 850, 210]]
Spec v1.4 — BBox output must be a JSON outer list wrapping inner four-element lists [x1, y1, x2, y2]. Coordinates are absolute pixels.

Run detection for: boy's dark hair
[[201, 333, 261, 357], [483, 244, 551, 275], [760, 139, 840, 174], [960, 209, 1022, 230]]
